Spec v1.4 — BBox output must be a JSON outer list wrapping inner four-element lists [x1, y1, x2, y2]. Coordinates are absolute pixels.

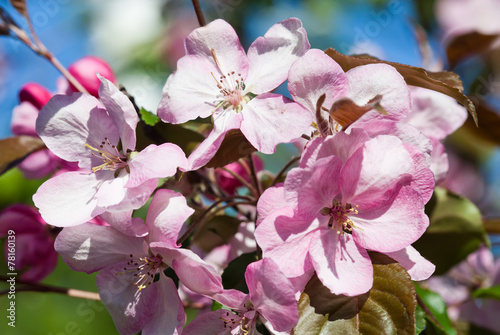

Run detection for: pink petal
[[96, 262, 158, 335], [145, 189, 194, 246], [157, 55, 225, 124], [285, 156, 342, 220], [141, 273, 186, 335], [11, 102, 39, 137], [346, 64, 411, 122], [33, 171, 105, 227], [184, 19, 249, 80], [288, 49, 349, 113], [18, 149, 61, 179], [240, 94, 312, 154], [97, 76, 138, 151], [385, 246, 435, 281], [99, 211, 148, 237], [36, 93, 118, 171], [183, 309, 239, 335], [310, 230, 373, 296], [246, 259, 299, 332], [55, 223, 146, 273], [256, 184, 288, 226], [246, 18, 310, 94], [352, 186, 429, 252], [126, 143, 186, 188], [315, 128, 372, 165], [152, 244, 224, 297]]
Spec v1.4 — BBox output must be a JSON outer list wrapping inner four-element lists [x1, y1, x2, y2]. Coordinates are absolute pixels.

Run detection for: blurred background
[[1, 0, 500, 333]]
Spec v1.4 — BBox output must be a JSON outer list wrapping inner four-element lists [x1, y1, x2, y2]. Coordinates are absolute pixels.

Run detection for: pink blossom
[[255, 129, 435, 296], [67, 56, 117, 97], [427, 246, 500, 333], [55, 189, 227, 335], [158, 18, 312, 170], [184, 258, 298, 335], [214, 157, 264, 195], [0, 204, 57, 282], [33, 76, 187, 228]]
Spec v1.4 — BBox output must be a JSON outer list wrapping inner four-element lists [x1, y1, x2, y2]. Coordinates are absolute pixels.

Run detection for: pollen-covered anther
[[85, 137, 128, 172], [320, 199, 360, 235], [116, 254, 164, 290]]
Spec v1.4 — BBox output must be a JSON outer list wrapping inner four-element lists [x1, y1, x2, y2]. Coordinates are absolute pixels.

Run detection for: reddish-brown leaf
[[0, 136, 45, 175], [447, 32, 499, 69], [206, 130, 256, 168]]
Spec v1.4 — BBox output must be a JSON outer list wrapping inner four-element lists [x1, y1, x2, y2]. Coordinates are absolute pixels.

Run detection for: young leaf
[[294, 252, 417, 334], [324, 48, 478, 125], [221, 251, 257, 294], [206, 130, 256, 168], [447, 32, 499, 69], [472, 285, 500, 300], [415, 305, 426, 335], [139, 107, 160, 126], [329, 94, 386, 129], [462, 102, 500, 146], [414, 187, 488, 275], [415, 283, 457, 335], [192, 215, 240, 252], [0, 136, 45, 175]]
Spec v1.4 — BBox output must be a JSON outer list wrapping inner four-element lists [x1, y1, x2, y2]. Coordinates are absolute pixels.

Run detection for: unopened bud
[[68, 56, 116, 97], [18, 82, 52, 110]]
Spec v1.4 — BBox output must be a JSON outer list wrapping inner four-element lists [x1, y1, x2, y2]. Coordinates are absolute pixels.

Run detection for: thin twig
[[0, 276, 100, 301], [191, 0, 206, 26], [219, 166, 258, 197], [271, 156, 300, 186], [247, 155, 262, 198]]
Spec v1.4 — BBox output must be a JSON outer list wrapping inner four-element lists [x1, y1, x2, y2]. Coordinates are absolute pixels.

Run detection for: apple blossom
[[67, 56, 117, 97], [255, 129, 435, 296], [158, 18, 312, 170], [33, 76, 187, 228]]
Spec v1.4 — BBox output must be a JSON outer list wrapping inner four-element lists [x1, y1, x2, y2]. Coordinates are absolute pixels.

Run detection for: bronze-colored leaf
[[447, 32, 499, 69], [483, 218, 500, 234], [206, 129, 256, 168], [295, 252, 417, 334], [324, 48, 478, 125], [192, 215, 241, 252], [330, 94, 385, 129], [315, 94, 330, 137], [9, 0, 28, 18], [462, 102, 500, 145], [0, 136, 45, 175]]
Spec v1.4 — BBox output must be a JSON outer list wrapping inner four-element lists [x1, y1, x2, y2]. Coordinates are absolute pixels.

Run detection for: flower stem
[[247, 155, 262, 198], [271, 156, 300, 186], [191, 0, 206, 27]]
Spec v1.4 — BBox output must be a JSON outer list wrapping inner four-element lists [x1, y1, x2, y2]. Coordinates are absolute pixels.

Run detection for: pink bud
[[215, 156, 264, 194], [18, 82, 52, 110], [0, 204, 58, 282], [68, 56, 116, 97]]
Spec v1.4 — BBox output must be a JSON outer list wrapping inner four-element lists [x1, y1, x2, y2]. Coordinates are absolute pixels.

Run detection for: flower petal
[[288, 49, 349, 113], [246, 18, 310, 94], [33, 171, 104, 227], [99, 211, 148, 237], [146, 189, 194, 246], [126, 143, 186, 188], [240, 94, 312, 154], [54, 223, 146, 273], [36, 93, 118, 171], [98, 76, 138, 151], [246, 259, 299, 332], [11, 102, 39, 137], [183, 309, 238, 335], [385, 246, 435, 281]]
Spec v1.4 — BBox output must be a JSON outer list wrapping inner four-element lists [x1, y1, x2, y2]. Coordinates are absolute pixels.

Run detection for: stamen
[[116, 254, 163, 290], [321, 199, 360, 235], [85, 138, 128, 173]]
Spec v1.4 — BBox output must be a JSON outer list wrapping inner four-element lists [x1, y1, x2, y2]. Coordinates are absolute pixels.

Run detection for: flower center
[[210, 49, 251, 114], [116, 253, 164, 290], [85, 137, 128, 173], [220, 310, 255, 334], [320, 199, 359, 235]]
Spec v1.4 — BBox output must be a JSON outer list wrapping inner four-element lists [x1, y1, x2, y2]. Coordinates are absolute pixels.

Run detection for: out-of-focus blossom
[[184, 258, 298, 335], [427, 246, 500, 333], [161, 13, 199, 69], [158, 18, 312, 170], [0, 204, 57, 282], [33, 77, 187, 228], [214, 156, 264, 195], [436, 0, 500, 41], [67, 56, 116, 97]]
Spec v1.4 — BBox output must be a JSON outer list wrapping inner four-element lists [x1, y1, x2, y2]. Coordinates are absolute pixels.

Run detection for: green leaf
[[221, 251, 257, 294], [0, 136, 46, 175], [414, 187, 488, 275], [415, 305, 426, 334], [211, 300, 223, 311], [192, 215, 241, 253], [472, 285, 500, 300], [324, 48, 478, 125], [415, 283, 456, 335], [139, 107, 160, 126], [294, 252, 417, 334]]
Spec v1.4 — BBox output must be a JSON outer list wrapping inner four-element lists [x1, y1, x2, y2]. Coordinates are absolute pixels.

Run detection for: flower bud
[[18, 82, 52, 110], [215, 156, 264, 194], [68, 56, 116, 97]]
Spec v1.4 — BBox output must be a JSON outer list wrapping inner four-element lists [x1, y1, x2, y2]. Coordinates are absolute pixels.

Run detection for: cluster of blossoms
[[3, 16, 473, 335]]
